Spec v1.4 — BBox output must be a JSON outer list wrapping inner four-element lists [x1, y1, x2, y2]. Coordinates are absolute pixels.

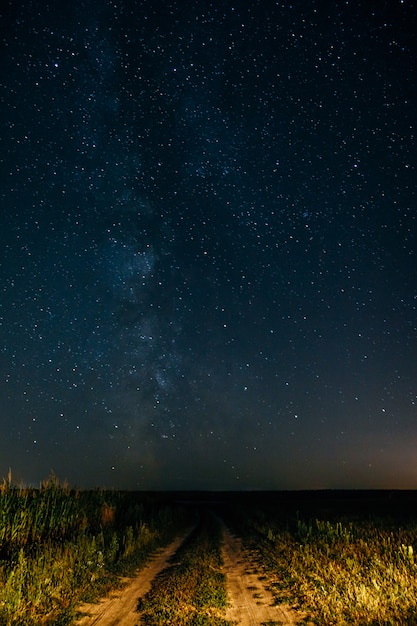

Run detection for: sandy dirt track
[[75, 520, 301, 626], [221, 523, 301, 625], [75, 531, 191, 626]]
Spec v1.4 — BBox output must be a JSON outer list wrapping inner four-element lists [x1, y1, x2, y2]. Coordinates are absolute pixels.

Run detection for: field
[[0, 475, 190, 625], [222, 490, 417, 625], [1, 478, 417, 625]]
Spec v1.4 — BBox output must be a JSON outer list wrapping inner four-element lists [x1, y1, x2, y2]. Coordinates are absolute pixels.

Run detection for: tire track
[[221, 522, 300, 625], [75, 529, 192, 626]]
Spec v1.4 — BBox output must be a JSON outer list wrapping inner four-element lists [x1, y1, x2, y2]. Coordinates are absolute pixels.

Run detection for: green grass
[[0, 475, 189, 626], [137, 511, 230, 626]]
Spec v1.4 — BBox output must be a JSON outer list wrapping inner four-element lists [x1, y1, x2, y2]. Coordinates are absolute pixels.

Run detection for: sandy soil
[[74, 531, 191, 626], [221, 523, 301, 625]]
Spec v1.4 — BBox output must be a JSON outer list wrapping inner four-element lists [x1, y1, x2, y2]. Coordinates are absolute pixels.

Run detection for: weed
[[138, 512, 231, 625], [0, 477, 188, 625], [232, 505, 417, 625]]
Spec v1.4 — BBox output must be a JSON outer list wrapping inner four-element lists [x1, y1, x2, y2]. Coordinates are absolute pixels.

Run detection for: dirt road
[[221, 523, 300, 625], [75, 521, 301, 626], [75, 531, 191, 626]]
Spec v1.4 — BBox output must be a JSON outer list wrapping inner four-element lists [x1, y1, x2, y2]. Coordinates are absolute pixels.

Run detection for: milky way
[[1, 0, 416, 489]]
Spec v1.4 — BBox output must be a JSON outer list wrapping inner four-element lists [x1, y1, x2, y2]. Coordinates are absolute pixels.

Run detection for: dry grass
[[240, 513, 417, 625]]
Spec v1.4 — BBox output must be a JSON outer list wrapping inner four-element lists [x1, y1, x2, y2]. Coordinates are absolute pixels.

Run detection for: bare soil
[[221, 523, 301, 625], [75, 531, 190, 626]]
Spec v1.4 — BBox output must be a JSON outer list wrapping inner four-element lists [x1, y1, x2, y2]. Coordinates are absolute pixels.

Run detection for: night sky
[[1, 0, 416, 490]]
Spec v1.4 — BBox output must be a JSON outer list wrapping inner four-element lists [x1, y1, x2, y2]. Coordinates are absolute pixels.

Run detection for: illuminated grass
[[234, 508, 417, 625], [0, 476, 188, 625], [137, 511, 230, 625]]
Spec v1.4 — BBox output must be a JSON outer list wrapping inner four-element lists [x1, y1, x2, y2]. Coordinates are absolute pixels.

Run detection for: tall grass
[[0, 475, 187, 626], [234, 508, 417, 625]]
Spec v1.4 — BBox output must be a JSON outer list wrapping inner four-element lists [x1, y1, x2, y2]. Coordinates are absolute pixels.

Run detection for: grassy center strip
[[137, 511, 230, 626]]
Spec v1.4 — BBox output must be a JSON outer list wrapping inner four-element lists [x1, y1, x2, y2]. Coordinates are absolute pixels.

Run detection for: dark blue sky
[[1, 0, 416, 489]]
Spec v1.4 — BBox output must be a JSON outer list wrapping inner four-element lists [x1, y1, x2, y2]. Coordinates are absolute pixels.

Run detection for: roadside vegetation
[[227, 496, 417, 625], [0, 473, 188, 626], [4, 479, 416, 626], [137, 511, 230, 625]]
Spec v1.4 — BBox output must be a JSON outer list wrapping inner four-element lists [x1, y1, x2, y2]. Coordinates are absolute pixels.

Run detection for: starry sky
[[1, 0, 416, 490]]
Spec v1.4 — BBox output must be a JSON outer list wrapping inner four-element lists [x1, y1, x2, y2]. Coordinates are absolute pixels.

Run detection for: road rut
[[75, 531, 191, 626], [75, 521, 301, 625], [221, 523, 300, 625]]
